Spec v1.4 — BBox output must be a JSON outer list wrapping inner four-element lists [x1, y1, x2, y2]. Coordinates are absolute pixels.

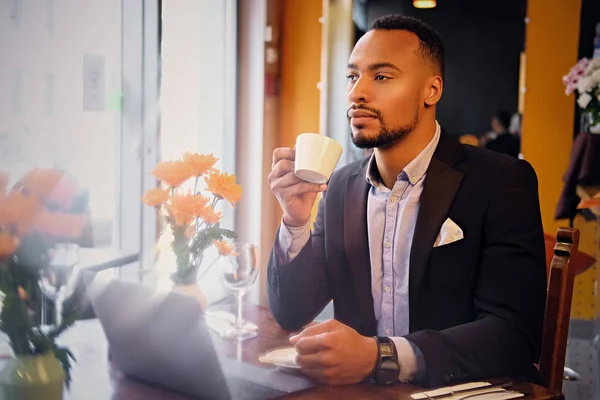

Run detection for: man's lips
[[348, 109, 377, 119]]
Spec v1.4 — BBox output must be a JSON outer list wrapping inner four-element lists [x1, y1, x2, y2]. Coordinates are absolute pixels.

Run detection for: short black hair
[[370, 15, 445, 79], [493, 110, 512, 130]]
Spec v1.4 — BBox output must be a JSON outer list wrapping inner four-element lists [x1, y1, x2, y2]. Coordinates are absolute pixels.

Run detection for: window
[[0, 0, 124, 249], [154, 0, 237, 302]]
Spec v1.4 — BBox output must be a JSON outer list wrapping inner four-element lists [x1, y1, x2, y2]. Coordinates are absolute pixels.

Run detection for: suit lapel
[[409, 134, 465, 305], [343, 161, 376, 327]]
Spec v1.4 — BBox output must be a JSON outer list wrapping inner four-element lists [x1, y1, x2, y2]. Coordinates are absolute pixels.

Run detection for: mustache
[[347, 105, 383, 120]]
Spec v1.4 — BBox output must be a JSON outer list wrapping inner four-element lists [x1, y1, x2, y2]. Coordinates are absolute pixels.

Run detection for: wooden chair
[[543, 233, 595, 277], [539, 227, 579, 393]]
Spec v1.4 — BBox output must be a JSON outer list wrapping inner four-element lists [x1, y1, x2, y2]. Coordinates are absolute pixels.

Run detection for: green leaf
[[53, 346, 76, 389], [216, 228, 237, 239], [0, 288, 34, 356]]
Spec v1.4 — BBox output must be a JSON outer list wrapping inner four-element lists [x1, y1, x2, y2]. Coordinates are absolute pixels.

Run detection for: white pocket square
[[434, 218, 464, 247]]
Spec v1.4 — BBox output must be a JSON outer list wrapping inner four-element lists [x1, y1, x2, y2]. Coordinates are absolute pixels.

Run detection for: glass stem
[[235, 292, 243, 331], [55, 289, 63, 326], [40, 284, 47, 326]]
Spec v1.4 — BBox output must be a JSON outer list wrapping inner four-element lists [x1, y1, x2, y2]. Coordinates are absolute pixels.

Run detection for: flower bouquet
[[142, 153, 241, 306], [563, 57, 600, 132], [0, 168, 88, 399]]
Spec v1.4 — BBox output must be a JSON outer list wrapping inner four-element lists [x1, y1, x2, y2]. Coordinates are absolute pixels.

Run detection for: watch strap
[[372, 336, 400, 384]]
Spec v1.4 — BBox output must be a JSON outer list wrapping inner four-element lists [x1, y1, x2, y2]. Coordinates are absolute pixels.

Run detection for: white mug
[[294, 133, 343, 184]]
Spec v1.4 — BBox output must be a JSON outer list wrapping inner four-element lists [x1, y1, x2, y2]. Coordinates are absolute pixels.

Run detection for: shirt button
[[385, 286, 391, 293], [385, 329, 391, 335], [390, 196, 398, 202], [384, 240, 392, 248]]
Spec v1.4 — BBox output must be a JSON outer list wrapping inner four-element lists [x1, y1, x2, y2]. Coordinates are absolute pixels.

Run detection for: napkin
[[411, 382, 523, 400], [258, 347, 299, 368]]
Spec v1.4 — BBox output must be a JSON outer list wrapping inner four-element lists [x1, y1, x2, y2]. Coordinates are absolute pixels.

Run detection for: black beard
[[350, 107, 419, 149]]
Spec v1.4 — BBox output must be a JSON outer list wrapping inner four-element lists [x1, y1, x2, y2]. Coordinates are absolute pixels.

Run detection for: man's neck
[[374, 118, 437, 190]]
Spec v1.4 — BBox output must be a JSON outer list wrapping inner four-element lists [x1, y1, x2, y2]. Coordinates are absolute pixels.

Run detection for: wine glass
[[218, 243, 260, 340], [39, 243, 80, 326]]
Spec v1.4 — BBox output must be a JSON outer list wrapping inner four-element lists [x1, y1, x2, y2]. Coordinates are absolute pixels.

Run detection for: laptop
[[88, 278, 313, 400]]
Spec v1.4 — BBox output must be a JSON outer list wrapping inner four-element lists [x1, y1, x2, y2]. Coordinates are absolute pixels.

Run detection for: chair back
[[539, 227, 578, 392]]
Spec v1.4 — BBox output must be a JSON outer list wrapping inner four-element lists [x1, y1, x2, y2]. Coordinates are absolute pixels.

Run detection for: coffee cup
[[294, 133, 343, 184]]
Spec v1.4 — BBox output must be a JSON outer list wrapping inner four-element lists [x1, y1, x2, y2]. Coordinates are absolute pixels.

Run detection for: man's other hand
[[290, 319, 378, 385]]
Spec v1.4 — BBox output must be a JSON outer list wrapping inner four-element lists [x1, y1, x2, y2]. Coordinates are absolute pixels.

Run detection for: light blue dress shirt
[[367, 122, 440, 338], [279, 122, 441, 381]]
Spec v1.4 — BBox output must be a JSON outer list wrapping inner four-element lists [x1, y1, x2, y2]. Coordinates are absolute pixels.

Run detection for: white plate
[[258, 347, 300, 370]]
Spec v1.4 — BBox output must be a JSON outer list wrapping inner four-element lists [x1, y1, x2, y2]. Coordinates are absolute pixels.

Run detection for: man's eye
[[347, 74, 358, 82], [374, 75, 389, 81]]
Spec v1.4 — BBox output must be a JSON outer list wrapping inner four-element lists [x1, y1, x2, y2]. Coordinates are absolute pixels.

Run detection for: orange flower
[[205, 172, 242, 207], [43, 174, 80, 210], [0, 191, 42, 235], [182, 153, 218, 177], [167, 193, 210, 226], [18, 168, 64, 200], [0, 173, 8, 197], [33, 209, 87, 239], [198, 206, 223, 225], [151, 160, 193, 188], [0, 232, 19, 259], [142, 188, 170, 207], [214, 239, 236, 256]]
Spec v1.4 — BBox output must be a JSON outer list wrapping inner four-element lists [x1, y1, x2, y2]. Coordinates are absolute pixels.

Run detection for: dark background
[[574, 0, 600, 135], [353, 0, 527, 136]]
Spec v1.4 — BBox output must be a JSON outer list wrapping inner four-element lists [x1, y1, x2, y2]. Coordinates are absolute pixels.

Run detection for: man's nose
[[347, 77, 371, 104]]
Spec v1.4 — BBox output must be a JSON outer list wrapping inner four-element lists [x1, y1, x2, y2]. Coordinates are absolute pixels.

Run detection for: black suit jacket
[[267, 132, 547, 388], [485, 132, 521, 159]]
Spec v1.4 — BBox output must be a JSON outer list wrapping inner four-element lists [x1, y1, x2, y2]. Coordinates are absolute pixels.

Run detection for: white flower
[[577, 77, 594, 93], [586, 58, 600, 74], [578, 92, 593, 109], [592, 69, 600, 85]]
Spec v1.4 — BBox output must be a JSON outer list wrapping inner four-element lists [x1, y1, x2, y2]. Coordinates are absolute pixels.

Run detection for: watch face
[[380, 343, 394, 358]]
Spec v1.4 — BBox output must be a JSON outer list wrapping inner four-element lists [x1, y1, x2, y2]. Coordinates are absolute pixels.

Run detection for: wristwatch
[[372, 336, 400, 385]]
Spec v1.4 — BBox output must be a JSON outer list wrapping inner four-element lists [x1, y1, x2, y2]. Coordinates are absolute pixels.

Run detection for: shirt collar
[[365, 121, 441, 188]]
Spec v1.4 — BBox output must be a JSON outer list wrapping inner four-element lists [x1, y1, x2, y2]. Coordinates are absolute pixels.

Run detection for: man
[[484, 111, 521, 158], [267, 15, 546, 389]]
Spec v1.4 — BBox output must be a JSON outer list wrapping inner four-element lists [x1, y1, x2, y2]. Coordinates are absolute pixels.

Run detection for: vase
[[172, 283, 208, 311], [0, 352, 65, 400]]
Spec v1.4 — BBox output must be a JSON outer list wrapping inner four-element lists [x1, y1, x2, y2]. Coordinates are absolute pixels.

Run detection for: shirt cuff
[[278, 219, 311, 262], [390, 337, 427, 383]]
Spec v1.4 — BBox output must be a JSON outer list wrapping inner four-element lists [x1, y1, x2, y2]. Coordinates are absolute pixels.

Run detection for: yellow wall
[[278, 0, 323, 225], [279, 0, 322, 149], [521, 0, 581, 235], [522, 0, 600, 320], [572, 215, 599, 319]]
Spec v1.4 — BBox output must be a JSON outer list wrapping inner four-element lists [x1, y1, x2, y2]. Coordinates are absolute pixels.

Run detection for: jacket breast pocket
[[428, 239, 478, 295]]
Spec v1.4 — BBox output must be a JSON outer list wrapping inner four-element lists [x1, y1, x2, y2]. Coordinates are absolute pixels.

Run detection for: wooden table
[[58, 304, 563, 400]]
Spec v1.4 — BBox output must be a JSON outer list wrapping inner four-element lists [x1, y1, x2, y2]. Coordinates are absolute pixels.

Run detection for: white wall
[[320, 0, 362, 166], [235, 0, 268, 305]]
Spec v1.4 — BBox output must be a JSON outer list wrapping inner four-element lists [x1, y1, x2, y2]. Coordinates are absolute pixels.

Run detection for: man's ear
[[424, 75, 443, 107]]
